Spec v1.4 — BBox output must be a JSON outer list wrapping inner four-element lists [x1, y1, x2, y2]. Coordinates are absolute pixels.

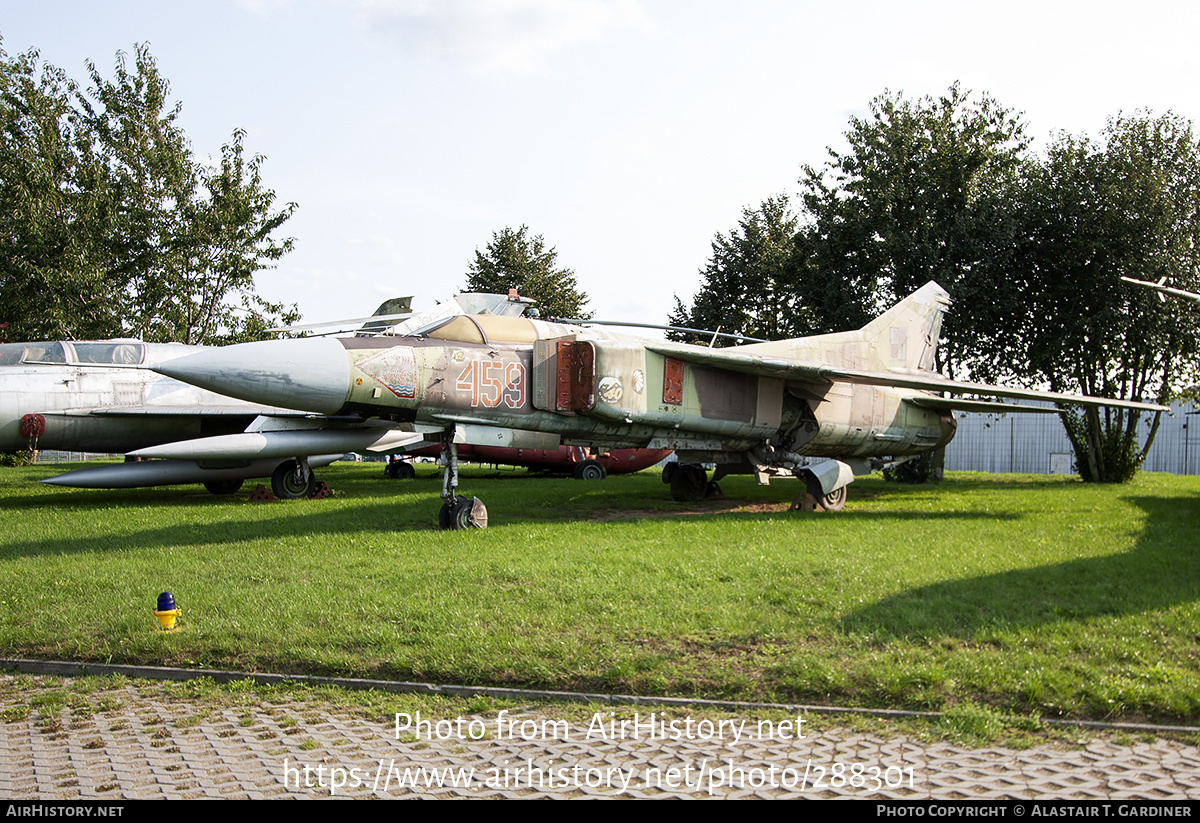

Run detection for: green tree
[[169, 130, 298, 344], [0, 43, 114, 342], [668, 195, 803, 345], [464, 226, 590, 319], [0, 41, 296, 346], [783, 83, 1030, 483], [81, 45, 297, 344], [1004, 112, 1200, 482], [795, 83, 1030, 372], [79, 43, 195, 342]]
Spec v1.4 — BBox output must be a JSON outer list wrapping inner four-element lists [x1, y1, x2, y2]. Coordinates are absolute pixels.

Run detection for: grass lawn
[[2, 460, 1197, 722]]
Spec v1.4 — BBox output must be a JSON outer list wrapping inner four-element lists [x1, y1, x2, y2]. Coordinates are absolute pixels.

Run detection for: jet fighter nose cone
[[151, 337, 352, 414]]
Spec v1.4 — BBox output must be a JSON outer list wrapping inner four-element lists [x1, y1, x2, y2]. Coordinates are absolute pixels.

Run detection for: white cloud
[[361, 0, 650, 74]]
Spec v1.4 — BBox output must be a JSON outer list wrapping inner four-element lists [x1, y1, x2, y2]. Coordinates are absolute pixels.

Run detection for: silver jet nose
[[151, 337, 352, 414]]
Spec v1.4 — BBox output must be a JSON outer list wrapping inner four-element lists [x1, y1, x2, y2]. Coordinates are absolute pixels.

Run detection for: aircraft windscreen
[[0, 344, 25, 365], [0, 342, 67, 364]]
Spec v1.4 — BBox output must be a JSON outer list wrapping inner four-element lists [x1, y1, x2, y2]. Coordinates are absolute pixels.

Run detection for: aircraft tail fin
[[856, 281, 949, 372], [735, 281, 949, 373]]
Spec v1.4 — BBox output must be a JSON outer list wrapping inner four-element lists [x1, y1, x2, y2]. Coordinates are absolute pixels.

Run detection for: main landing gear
[[791, 474, 847, 512], [438, 438, 487, 529], [663, 463, 719, 502], [573, 459, 607, 480], [203, 479, 244, 496], [384, 457, 416, 479]]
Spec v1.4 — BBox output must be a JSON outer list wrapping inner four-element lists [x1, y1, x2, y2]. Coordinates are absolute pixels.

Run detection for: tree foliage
[[1002, 112, 1200, 481], [798, 96, 1200, 482], [668, 83, 1200, 484], [795, 83, 1029, 372], [668, 196, 803, 345], [464, 226, 590, 319], [0, 41, 297, 345], [0, 46, 112, 341], [171, 130, 298, 345]]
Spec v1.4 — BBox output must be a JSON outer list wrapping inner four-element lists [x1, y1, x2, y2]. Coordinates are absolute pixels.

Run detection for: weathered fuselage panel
[[334, 324, 954, 460], [802, 383, 955, 458]]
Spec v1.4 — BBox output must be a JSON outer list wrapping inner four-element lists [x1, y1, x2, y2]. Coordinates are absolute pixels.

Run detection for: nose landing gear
[[272, 458, 317, 499], [438, 436, 487, 529]]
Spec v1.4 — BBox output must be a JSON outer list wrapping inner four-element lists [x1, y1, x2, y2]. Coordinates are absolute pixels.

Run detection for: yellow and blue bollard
[[152, 591, 182, 631]]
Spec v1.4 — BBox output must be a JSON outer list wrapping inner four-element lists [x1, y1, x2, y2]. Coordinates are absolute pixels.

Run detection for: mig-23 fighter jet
[[149, 281, 1167, 528]]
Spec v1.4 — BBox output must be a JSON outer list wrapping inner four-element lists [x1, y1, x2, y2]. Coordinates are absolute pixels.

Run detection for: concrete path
[[2, 674, 1199, 800]]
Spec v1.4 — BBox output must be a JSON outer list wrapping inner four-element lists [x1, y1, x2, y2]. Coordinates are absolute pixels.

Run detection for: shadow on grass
[[841, 494, 1200, 638], [0, 472, 1030, 561]]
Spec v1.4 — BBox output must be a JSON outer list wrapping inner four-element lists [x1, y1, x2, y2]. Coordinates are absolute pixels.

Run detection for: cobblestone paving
[[2, 676, 1199, 800]]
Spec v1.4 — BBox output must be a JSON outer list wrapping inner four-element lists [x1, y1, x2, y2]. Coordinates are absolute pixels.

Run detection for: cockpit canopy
[[0, 341, 146, 366], [413, 314, 541, 344]]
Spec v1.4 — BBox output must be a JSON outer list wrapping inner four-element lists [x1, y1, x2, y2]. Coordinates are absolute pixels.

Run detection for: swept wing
[[642, 340, 1165, 413]]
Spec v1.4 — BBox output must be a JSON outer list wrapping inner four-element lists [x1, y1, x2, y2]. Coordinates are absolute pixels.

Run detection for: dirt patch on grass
[[589, 499, 795, 521]]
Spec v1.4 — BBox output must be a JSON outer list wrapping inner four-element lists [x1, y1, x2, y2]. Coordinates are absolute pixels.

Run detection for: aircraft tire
[[670, 464, 708, 502], [386, 461, 415, 480], [460, 497, 488, 528], [661, 463, 676, 484], [272, 460, 316, 499], [821, 485, 847, 511], [804, 474, 847, 512], [203, 479, 244, 496], [574, 459, 607, 480], [440, 496, 487, 529]]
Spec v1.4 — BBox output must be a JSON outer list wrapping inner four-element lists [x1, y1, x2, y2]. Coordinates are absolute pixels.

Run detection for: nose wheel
[[272, 458, 317, 499], [438, 435, 487, 529], [793, 474, 847, 512], [438, 496, 488, 529]]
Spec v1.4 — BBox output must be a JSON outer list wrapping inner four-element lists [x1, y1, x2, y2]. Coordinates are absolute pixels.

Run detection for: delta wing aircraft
[[0, 338, 340, 494], [0, 338, 413, 496], [149, 281, 1167, 528]]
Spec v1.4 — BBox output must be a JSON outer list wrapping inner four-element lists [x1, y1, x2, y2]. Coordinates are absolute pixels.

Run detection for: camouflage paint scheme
[[332, 285, 958, 498], [336, 313, 952, 461], [153, 282, 1166, 519]]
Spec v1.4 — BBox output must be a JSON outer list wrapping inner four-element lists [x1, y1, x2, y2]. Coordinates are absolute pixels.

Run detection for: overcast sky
[[6, 0, 1200, 333]]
